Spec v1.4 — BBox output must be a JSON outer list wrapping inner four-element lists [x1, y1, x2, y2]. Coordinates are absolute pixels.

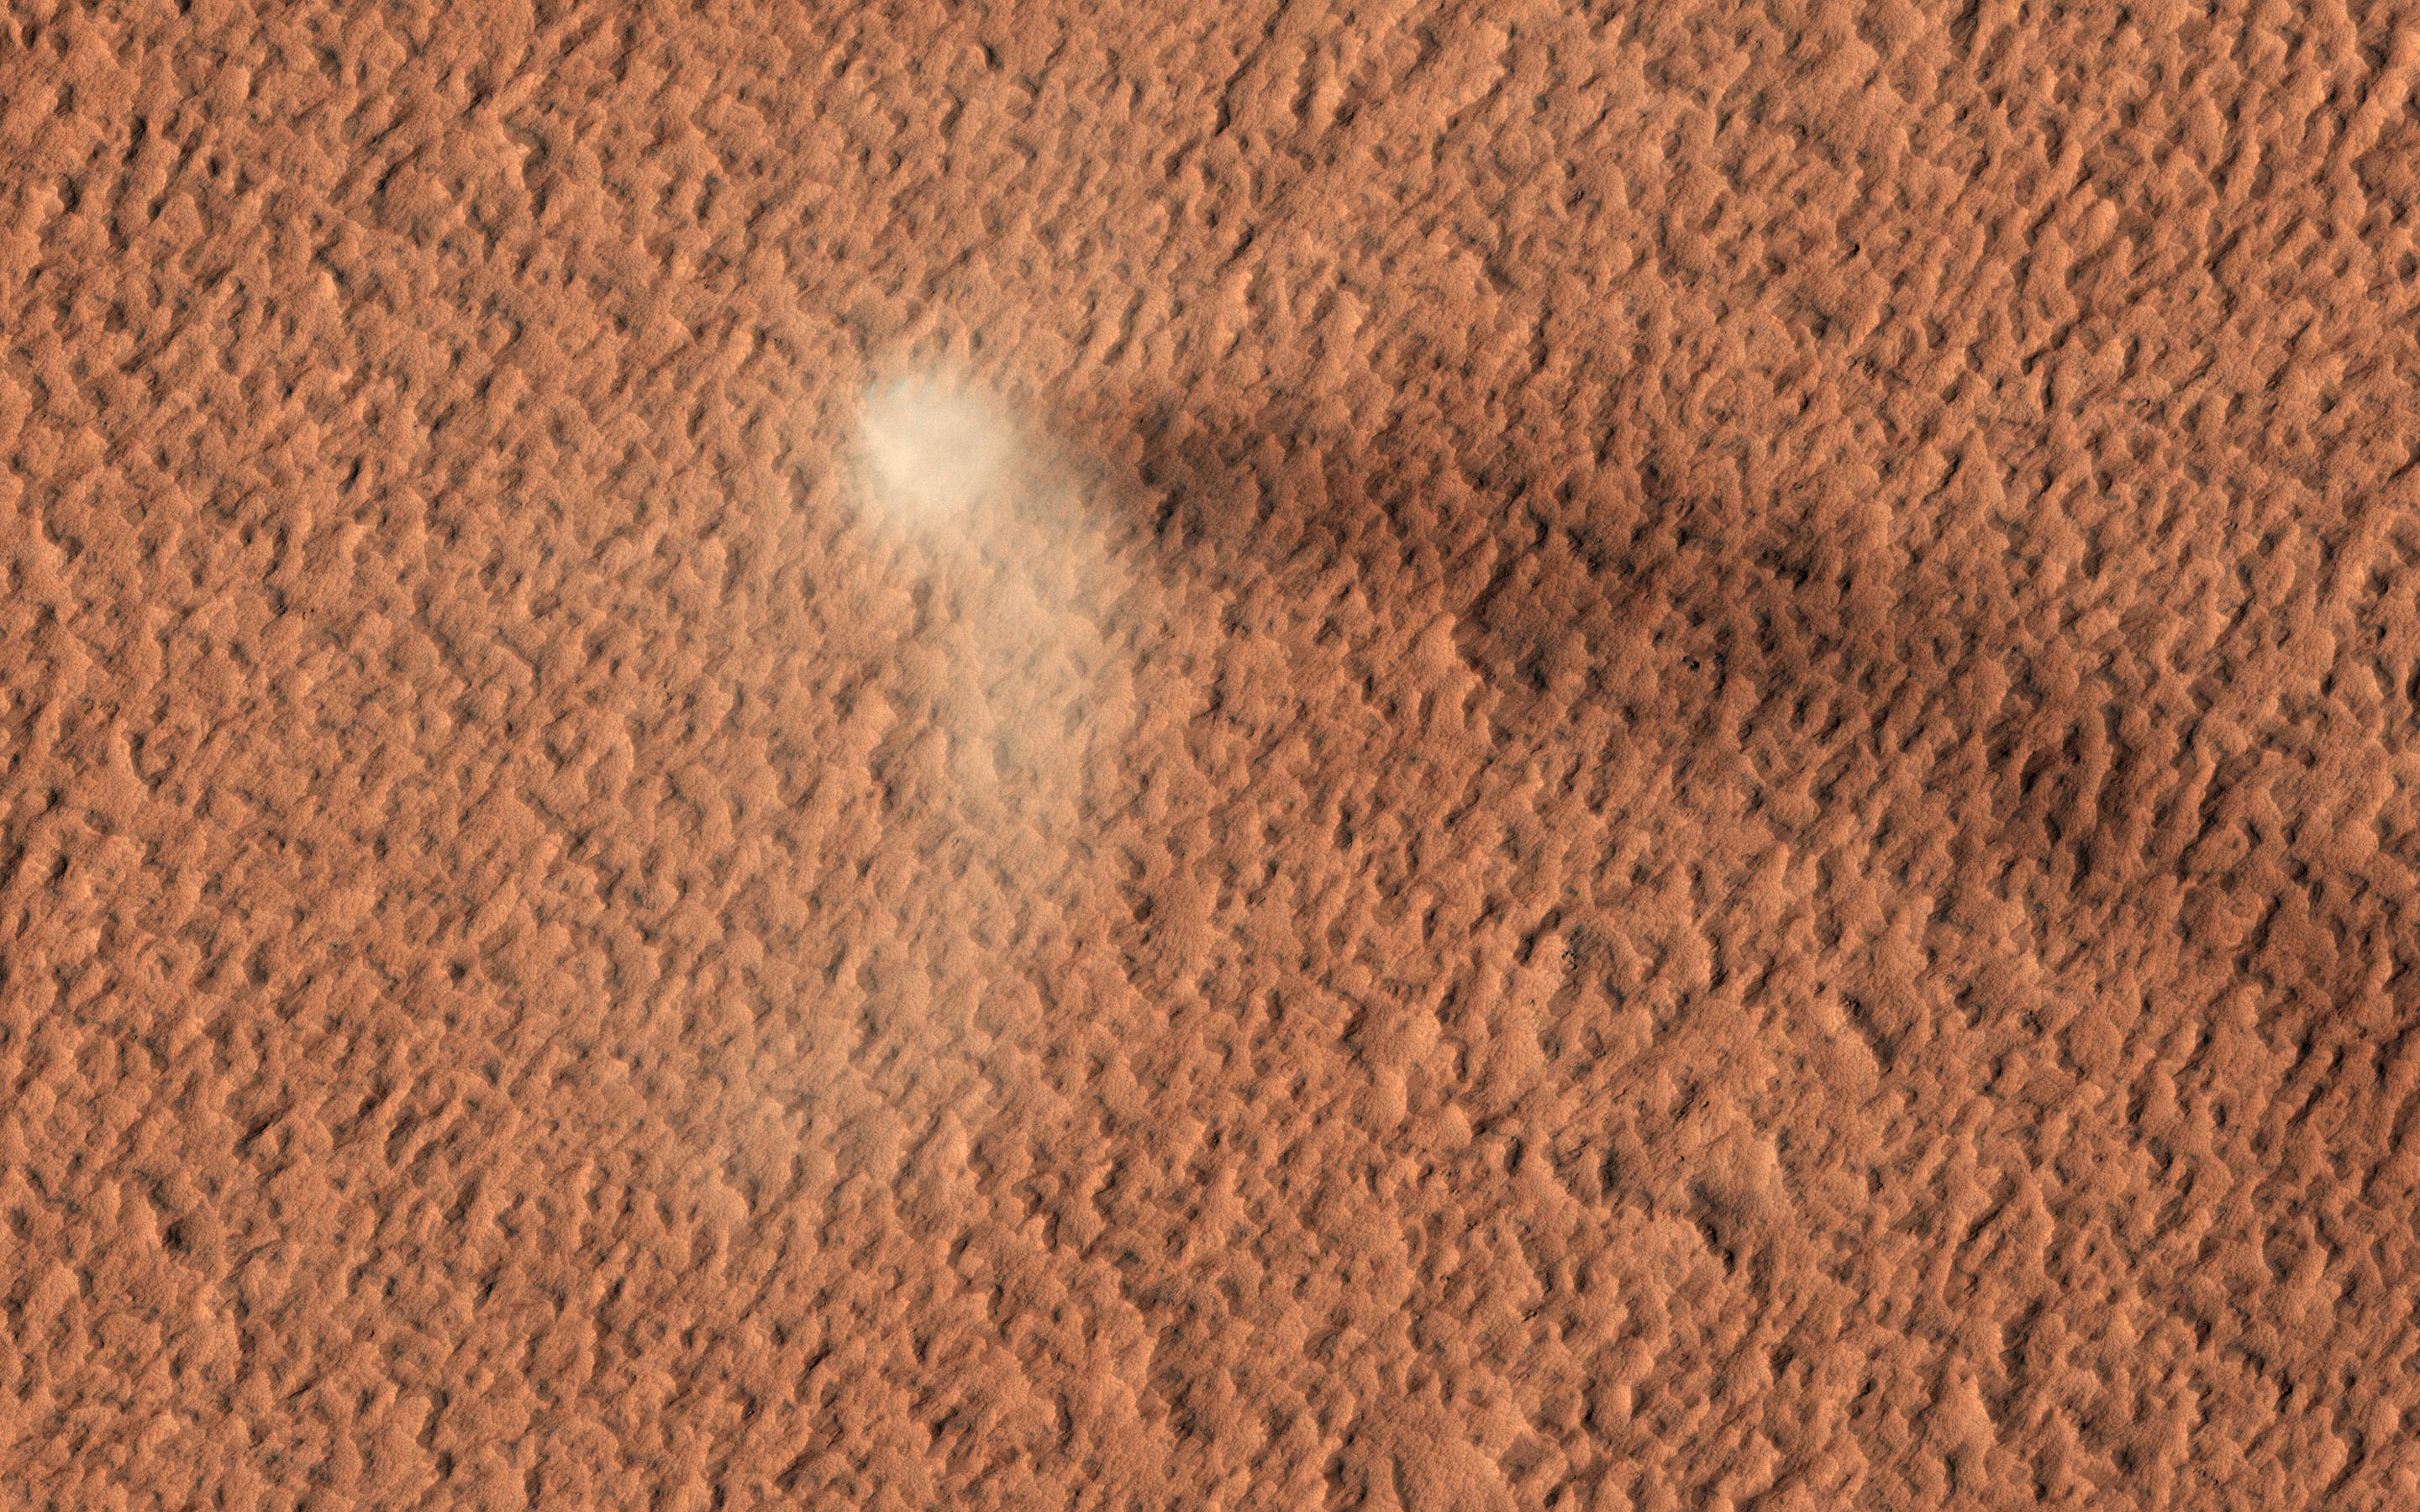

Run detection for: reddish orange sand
[[8, 1, 2420, 1507]]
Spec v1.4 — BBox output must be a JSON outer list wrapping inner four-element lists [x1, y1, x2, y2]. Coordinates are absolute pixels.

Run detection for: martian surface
[[6, 1, 2420, 1507]]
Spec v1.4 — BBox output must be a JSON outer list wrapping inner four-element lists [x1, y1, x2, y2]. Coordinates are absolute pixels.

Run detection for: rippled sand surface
[[7, 3, 2420, 1506]]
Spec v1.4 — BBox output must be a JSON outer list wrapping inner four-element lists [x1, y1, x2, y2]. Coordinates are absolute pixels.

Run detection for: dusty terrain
[[7, 0, 2420, 1507]]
